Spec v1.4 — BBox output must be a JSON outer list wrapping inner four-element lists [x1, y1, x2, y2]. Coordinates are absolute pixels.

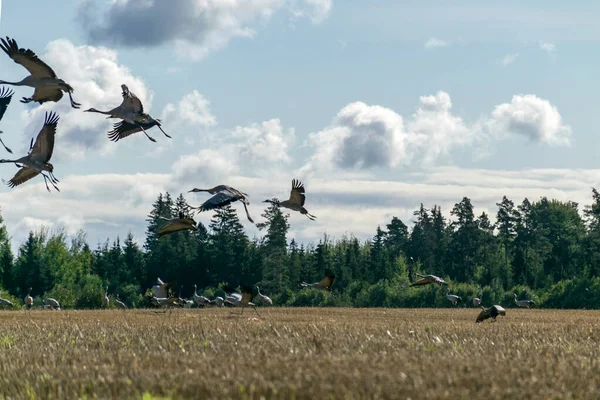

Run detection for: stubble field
[[0, 307, 599, 399]]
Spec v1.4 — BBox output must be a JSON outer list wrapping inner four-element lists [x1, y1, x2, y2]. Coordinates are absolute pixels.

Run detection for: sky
[[0, 0, 599, 251]]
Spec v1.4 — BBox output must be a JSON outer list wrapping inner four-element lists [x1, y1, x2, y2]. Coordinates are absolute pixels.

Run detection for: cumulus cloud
[[303, 91, 571, 173], [424, 37, 451, 49], [79, 0, 333, 60], [18, 39, 152, 159], [162, 90, 217, 129], [500, 53, 519, 66]]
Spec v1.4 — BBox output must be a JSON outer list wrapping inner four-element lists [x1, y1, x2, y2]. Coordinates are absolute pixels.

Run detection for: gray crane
[[476, 305, 506, 323], [223, 285, 260, 317], [0, 296, 13, 308], [409, 273, 448, 287], [300, 272, 335, 291], [43, 298, 60, 310], [193, 284, 210, 307], [514, 293, 535, 308], [0, 111, 60, 192], [255, 286, 272, 306], [0, 86, 14, 153], [263, 179, 316, 220], [156, 211, 198, 238], [0, 37, 80, 108], [24, 287, 33, 310], [152, 277, 175, 299], [189, 185, 254, 223]]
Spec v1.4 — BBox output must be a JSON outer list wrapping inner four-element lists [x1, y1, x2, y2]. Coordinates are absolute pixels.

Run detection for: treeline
[[2, 189, 600, 309]]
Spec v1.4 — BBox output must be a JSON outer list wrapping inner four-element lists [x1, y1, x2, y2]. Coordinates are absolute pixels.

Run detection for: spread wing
[[0, 37, 57, 78], [289, 179, 306, 206], [29, 87, 63, 104], [320, 273, 335, 289], [0, 87, 14, 121], [120, 84, 144, 114], [198, 191, 240, 212], [30, 111, 58, 163], [4, 166, 40, 188], [108, 119, 158, 142], [157, 219, 196, 237]]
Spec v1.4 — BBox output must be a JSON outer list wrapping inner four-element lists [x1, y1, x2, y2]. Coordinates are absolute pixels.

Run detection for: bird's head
[[83, 108, 98, 113], [188, 188, 207, 193], [263, 198, 280, 205], [121, 84, 129, 95]]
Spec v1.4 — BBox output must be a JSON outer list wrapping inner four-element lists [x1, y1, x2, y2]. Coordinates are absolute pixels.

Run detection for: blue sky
[[0, 0, 599, 250]]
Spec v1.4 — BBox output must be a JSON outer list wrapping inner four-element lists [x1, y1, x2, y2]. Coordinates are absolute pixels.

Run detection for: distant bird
[[208, 296, 224, 307], [224, 285, 260, 316], [43, 298, 60, 310], [472, 297, 482, 307], [193, 284, 210, 307], [183, 299, 194, 308], [0, 296, 13, 308], [147, 295, 184, 309], [409, 273, 448, 287], [446, 293, 462, 306], [256, 286, 272, 306], [113, 295, 127, 309], [24, 287, 33, 310], [300, 272, 335, 291], [86, 84, 170, 143], [156, 211, 198, 238], [152, 277, 175, 299], [0, 37, 80, 108], [0, 86, 15, 153], [189, 185, 254, 223], [103, 286, 110, 308], [476, 305, 506, 323], [514, 293, 535, 308], [0, 111, 60, 192], [263, 179, 316, 220]]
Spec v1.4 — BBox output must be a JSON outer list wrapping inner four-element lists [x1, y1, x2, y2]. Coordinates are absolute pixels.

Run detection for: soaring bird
[[256, 286, 273, 306], [409, 273, 448, 287], [263, 179, 317, 220], [0, 86, 14, 153], [0, 37, 80, 108], [87, 84, 171, 143], [0, 111, 60, 192], [24, 287, 33, 310], [476, 305, 506, 323], [156, 211, 198, 238], [514, 293, 535, 308], [43, 298, 60, 310], [189, 185, 254, 223], [300, 272, 335, 291]]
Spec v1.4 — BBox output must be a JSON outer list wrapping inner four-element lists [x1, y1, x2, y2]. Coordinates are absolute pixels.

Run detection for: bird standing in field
[[300, 272, 335, 291], [263, 179, 317, 220], [0, 111, 60, 192], [86, 84, 170, 143], [156, 211, 198, 238], [446, 292, 462, 307], [43, 298, 60, 310], [103, 286, 110, 308], [475, 305, 506, 323], [24, 287, 33, 310], [256, 286, 272, 306], [188, 185, 254, 223], [0, 37, 80, 108], [0, 86, 15, 153], [409, 273, 448, 287], [193, 284, 210, 307], [113, 295, 127, 309], [514, 293, 535, 308]]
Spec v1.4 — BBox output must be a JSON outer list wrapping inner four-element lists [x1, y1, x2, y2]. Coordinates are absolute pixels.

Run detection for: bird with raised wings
[[87, 84, 171, 143], [264, 179, 316, 220], [156, 211, 198, 238], [152, 277, 175, 299], [0, 37, 80, 108], [0, 86, 15, 153], [300, 272, 335, 291], [188, 185, 254, 223], [475, 305, 506, 323], [0, 111, 60, 192], [409, 273, 448, 287]]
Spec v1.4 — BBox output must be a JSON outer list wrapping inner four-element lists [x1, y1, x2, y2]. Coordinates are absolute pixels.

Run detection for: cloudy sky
[[0, 0, 599, 250]]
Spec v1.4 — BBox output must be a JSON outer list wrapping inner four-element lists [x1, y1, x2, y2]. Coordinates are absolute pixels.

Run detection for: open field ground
[[0, 307, 599, 399]]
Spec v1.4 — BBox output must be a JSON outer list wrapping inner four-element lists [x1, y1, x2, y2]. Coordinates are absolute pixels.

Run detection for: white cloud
[[18, 39, 152, 160], [79, 0, 333, 60], [539, 41, 556, 53], [500, 53, 519, 66], [303, 91, 571, 174], [162, 90, 217, 128], [424, 37, 451, 49]]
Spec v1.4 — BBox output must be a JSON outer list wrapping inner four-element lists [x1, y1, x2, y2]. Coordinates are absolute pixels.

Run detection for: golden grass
[[0, 307, 598, 399]]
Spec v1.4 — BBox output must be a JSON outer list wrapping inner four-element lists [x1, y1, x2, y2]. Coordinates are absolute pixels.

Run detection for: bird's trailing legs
[[156, 124, 172, 139], [242, 202, 255, 224], [138, 125, 157, 143], [68, 92, 81, 109], [41, 172, 60, 192]]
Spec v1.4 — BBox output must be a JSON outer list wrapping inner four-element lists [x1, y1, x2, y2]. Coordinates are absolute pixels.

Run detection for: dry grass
[[0, 307, 598, 399]]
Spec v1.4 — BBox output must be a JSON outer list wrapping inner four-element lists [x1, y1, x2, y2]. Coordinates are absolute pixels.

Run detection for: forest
[[2, 187, 600, 310]]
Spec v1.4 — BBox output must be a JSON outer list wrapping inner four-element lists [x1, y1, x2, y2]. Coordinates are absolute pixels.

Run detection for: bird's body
[[514, 294, 535, 308], [43, 298, 60, 310], [148, 295, 184, 309], [256, 286, 272, 306], [152, 277, 175, 299], [446, 294, 462, 306], [472, 297, 481, 307], [264, 179, 316, 220], [209, 296, 224, 307], [0, 37, 80, 108], [0, 111, 60, 192], [156, 211, 197, 238], [224, 285, 260, 316], [103, 286, 110, 308], [300, 272, 335, 291], [189, 185, 254, 223], [113, 295, 127, 309], [183, 299, 194, 308], [193, 284, 210, 307], [24, 287, 33, 309], [0, 86, 15, 153], [0, 297, 13, 308], [410, 273, 448, 287], [476, 305, 506, 323]]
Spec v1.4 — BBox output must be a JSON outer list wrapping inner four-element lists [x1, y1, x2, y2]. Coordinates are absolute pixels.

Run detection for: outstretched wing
[[0, 87, 14, 121], [0, 37, 57, 78], [198, 191, 240, 212], [319, 273, 335, 289], [157, 219, 196, 237], [107, 119, 158, 142], [289, 179, 307, 206], [30, 111, 58, 163], [120, 84, 144, 114], [4, 166, 40, 188]]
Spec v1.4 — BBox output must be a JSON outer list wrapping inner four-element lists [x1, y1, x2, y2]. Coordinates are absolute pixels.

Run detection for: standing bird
[[409, 273, 448, 287], [475, 305, 506, 323], [193, 284, 210, 307], [514, 293, 535, 308], [152, 277, 175, 299], [0, 111, 60, 192], [156, 211, 198, 238], [103, 286, 110, 308], [189, 185, 254, 223], [86, 84, 170, 143], [300, 272, 335, 291], [113, 295, 127, 309], [24, 287, 33, 310], [263, 179, 317, 220], [0, 86, 15, 153], [43, 298, 60, 310], [446, 292, 462, 307], [0, 37, 80, 108], [255, 286, 273, 306], [208, 296, 224, 307]]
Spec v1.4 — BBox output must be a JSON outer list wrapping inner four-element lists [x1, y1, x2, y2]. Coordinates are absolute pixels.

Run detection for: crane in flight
[[409, 273, 448, 287], [0, 86, 14, 153], [300, 272, 335, 291], [188, 185, 254, 223], [263, 179, 317, 220]]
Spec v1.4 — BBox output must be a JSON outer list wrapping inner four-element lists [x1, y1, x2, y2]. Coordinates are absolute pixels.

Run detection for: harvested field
[[0, 307, 598, 399]]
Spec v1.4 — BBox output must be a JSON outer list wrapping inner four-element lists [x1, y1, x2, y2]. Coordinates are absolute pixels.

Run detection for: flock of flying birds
[[0, 36, 536, 321]]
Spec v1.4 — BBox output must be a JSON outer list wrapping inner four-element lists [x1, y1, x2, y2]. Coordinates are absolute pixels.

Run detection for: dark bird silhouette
[[0, 86, 15, 153], [264, 179, 316, 220], [189, 185, 254, 223], [409, 273, 448, 287], [476, 305, 506, 323]]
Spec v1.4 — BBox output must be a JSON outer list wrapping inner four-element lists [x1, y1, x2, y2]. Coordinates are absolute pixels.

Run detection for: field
[[0, 307, 598, 400]]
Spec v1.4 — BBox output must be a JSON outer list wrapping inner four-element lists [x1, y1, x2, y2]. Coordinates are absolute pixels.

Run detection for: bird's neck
[[0, 80, 24, 86]]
